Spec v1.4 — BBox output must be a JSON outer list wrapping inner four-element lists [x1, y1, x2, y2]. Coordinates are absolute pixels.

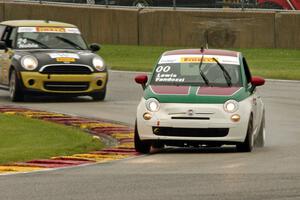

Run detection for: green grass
[[99, 45, 300, 80], [0, 114, 103, 165]]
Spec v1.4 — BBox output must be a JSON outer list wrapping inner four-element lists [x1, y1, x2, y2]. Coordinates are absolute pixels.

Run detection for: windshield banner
[[159, 55, 240, 65], [18, 27, 81, 34]]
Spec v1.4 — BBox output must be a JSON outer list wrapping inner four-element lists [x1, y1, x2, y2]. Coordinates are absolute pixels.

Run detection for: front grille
[[44, 82, 89, 91], [152, 127, 229, 137], [40, 65, 93, 74]]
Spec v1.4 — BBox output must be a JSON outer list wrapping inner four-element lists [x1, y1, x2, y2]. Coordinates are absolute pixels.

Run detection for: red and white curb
[[0, 106, 139, 175]]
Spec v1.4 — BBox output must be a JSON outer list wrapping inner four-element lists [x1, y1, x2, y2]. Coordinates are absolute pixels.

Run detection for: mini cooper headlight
[[145, 98, 160, 112], [21, 55, 38, 70], [224, 100, 239, 113], [93, 57, 105, 71]]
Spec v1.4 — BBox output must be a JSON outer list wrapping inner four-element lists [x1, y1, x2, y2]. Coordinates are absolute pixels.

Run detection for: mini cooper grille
[[40, 65, 93, 74], [152, 127, 229, 137], [44, 82, 89, 91]]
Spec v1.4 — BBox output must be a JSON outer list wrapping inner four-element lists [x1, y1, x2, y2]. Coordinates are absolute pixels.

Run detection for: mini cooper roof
[[163, 49, 239, 57], [0, 20, 77, 28]]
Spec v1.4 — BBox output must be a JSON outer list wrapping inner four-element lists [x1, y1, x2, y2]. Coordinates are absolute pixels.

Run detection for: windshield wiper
[[212, 57, 232, 87], [56, 36, 84, 50], [198, 52, 210, 86], [22, 37, 50, 49]]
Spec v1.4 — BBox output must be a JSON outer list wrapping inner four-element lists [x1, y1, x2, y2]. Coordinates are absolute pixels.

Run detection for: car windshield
[[151, 55, 242, 87], [15, 27, 88, 50]]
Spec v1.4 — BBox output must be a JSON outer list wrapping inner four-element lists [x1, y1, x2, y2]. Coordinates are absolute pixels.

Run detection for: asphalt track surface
[[0, 71, 300, 200]]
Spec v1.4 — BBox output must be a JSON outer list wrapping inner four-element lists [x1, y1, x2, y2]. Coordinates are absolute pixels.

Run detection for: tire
[[91, 87, 106, 101], [255, 112, 265, 148], [152, 141, 164, 149], [9, 70, 24, 102], [236, 115, 254, 152], [134, 121, 151, 154]]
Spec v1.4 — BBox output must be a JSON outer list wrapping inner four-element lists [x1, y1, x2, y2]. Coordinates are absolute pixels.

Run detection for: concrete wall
[[3, 3, 138, 44], [139, 9, 276, 48], [0, 2, 299, 48], [275, 12, 300, 49]]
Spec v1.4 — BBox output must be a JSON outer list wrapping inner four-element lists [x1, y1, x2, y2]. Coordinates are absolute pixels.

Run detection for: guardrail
[[11, 0, 300, 10]]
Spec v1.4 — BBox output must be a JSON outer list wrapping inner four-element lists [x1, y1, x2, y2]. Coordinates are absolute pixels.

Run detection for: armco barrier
[[2, 2, 138, 45], [138, 9, 276, 48], [275, 12, 300, 49], [0, 2, 299, 48]]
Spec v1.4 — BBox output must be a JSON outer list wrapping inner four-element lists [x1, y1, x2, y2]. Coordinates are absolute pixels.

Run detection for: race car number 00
[[156, 65, 171, 73]]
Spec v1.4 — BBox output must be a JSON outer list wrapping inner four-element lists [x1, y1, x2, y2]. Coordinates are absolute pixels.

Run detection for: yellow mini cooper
[[0, 20, 108, 101]]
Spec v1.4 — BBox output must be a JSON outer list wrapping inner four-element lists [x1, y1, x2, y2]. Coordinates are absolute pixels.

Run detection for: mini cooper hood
[[144, 85, 250, 104], [16, 49, 97, 66]]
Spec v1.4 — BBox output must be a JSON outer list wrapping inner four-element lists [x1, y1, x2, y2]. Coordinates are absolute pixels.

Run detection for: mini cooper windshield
[[16, 27, 88, 50], [151, 56, 242, 87]]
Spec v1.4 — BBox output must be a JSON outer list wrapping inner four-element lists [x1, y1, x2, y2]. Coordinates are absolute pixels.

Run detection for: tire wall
[[1, 2, 299, 48]]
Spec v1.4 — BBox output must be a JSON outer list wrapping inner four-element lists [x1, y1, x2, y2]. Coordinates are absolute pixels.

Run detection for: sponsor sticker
[[158, 54, 239, 65], [180, 57, 215, 63], [18, 27, 81, 34], [56, 57, 75, 62], [48, 53, 79, 59]]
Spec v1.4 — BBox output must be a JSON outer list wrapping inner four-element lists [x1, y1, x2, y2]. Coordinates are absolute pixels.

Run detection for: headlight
[[145, 98, 160, 112], [224, 100, 239, 113], [93, 57, 105, 71], [21, 56, 38, 70]]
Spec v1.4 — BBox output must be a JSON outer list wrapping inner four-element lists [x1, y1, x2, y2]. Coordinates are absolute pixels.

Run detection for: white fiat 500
[[134, 49, 266, 153]]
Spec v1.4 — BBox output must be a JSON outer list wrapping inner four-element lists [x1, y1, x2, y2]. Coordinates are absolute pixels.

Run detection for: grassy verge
[[0, 114, 103, 165], [100, 45, 300, 80]]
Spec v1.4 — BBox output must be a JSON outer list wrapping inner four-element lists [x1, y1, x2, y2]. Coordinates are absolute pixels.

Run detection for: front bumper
[[136, 97, 253, 143], [20, 72, 107, 94]]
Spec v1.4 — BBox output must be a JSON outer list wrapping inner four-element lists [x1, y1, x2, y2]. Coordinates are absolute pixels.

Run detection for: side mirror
[[251, 76, 265, 87], [249, 76, 265, 93], [0, 41, 7, 50], [89, 43, 101, 52], [135, 74, 148, 90]]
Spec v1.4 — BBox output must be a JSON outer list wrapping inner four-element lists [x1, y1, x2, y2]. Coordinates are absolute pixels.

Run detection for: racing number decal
[[156, 65, 171, 73]]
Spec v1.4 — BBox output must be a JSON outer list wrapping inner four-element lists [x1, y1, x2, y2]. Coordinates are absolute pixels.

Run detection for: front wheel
[[134, 121, 151, 154], [91, 87, 106, 101], [9, 70, 24, 102], [236, 115, 254, 152]]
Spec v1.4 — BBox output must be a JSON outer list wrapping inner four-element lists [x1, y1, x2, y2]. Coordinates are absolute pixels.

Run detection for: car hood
[[143, 85, 250, 104], [15, 49, 98, 67]]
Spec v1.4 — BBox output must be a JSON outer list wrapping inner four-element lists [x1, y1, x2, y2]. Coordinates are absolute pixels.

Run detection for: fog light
[[96, 80, 103, 86], [231, 114, 240, 122], [28, 79, 35, 86], [143, 112, 152, 120]]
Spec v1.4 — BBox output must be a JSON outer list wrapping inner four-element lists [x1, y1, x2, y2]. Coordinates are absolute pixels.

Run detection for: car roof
[[0, 20, 77, 28], [163, 49, 239, 57]]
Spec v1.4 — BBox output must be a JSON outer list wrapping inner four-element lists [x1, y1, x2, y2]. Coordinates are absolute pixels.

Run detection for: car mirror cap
[[251, 76, 265, 87], [89, 43, 101, 52]]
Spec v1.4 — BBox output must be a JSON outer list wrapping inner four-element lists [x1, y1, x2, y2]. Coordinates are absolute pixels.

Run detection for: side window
[[2, 26, 15, 48], [8, 28, 17, 48], [0, 25, 6, 40], [242, 57, 252, 84]]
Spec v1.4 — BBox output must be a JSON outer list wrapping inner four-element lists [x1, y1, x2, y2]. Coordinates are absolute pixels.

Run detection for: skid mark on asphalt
[[0, 106, 139, 175]]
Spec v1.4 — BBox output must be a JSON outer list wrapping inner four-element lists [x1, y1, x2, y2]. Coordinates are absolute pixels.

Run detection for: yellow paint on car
[[20, 72, 107, 93]]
